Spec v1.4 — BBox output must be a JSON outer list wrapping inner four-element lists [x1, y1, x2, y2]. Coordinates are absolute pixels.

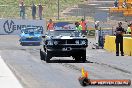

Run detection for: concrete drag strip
[[0, 50, 84, 88], [0, 55, 23, 88]]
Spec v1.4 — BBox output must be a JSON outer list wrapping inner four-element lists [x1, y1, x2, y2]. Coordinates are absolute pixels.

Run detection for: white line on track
[[0, 56, 23, 88]]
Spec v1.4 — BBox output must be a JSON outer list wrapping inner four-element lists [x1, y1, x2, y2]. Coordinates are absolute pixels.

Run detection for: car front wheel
[[73, 50, 86, 62], [45, 51, 52, 63], [40, 49, 46, 61], [82, 50, 86, 62]]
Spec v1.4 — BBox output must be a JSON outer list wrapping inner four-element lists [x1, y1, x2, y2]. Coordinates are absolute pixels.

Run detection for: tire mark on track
[[86, 56, 132, 74]]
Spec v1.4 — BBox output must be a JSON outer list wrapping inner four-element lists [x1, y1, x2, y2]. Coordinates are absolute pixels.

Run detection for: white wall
[[0, 19, 46, 35]]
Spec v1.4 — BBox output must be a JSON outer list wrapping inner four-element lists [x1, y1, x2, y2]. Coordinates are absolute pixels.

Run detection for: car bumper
[[47, 48, 85, 51], [47, 48, 86, 57], [21, 41, 41, 43], [20, 41, 41, 45]]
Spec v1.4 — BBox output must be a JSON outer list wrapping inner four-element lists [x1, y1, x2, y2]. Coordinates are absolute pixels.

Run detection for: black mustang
[[40, 29, 88, 62]]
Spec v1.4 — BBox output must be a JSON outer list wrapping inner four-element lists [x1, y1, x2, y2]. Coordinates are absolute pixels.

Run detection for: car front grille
[[55, 39, 75, 44], [54, 39, 87, 45], [22, 37, 40, 41]]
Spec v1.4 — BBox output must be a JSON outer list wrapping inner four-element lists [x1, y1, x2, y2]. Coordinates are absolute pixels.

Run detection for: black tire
[[40, 49, 46, 61], [73, 50, 86, 62], [81, 50, 86, 62], [45, 51, 52, 63], [75, 56, 81, 62], [20, 42, 24, 46], [45, 56, 50, 63]]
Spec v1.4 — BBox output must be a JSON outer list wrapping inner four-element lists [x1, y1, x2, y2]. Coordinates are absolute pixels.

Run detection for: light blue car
[[19, 27, 42, 46]]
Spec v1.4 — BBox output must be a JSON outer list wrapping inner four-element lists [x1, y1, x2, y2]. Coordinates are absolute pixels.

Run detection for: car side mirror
[[82, 35, 86, 37], [42, 35, 46, 38], [42, 33, 48, 38]]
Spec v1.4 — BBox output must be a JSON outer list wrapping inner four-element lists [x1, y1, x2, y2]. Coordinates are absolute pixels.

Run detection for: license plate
[[62, 47, 71, 51]]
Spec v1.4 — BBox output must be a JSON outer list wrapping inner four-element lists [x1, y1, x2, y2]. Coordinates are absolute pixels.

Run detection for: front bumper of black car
[[47, 48, 86, 57], [46, 45, 87, 50], [45, 45, 87, 57]]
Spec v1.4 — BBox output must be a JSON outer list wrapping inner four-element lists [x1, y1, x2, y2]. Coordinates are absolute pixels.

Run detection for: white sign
[[0, 19, 46, 35]]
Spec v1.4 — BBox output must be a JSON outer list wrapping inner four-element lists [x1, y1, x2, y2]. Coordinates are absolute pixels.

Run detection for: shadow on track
[[45, 59, 93, 63]]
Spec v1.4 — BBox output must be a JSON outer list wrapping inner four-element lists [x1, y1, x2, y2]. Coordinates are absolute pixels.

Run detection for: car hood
[[21, 34, 41, 37], [47, 35, 86, 39]]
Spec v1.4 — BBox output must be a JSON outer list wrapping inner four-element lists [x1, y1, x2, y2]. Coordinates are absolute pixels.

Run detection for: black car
[[40, 29, 88, 62]]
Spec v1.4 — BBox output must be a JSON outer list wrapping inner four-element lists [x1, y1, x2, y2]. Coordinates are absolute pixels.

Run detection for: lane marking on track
[[0, 56, 23, 88]]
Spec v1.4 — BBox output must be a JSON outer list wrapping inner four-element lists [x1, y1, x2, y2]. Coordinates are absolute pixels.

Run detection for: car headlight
[[38, 36, 41, 38], [75, 40, 80, 44], [81, 40, 86, 45], [54, 41, 58, 45], [47, 40, 53, 45]]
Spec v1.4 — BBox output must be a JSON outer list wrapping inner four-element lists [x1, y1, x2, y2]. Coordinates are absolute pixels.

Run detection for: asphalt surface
[[0, 0, 131, 88], [0, 35, 131, 88]]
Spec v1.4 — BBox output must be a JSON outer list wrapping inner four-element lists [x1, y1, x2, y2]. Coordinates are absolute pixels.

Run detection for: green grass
[[0, 0, 85, 20]]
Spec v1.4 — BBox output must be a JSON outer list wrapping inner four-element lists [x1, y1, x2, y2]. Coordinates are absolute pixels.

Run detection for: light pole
[[58, 0, 60, 20]]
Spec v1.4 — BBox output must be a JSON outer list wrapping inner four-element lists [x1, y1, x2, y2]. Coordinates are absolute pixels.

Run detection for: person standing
[[75, 22, 82, 31], [127, 24, 131, 34], [80, 18, 87, 35], [114, 0, 118, 7], [19, 1, 25, 19], [122, 0, 127, 8], [95, 21, 100, 45], [129, 23, 132, 37], [31, 2, 36, 20], [38, 3, 43, 20], [74, 22, 82, 37], [115, 22, 125, 56], [47, 19, 54, 30]]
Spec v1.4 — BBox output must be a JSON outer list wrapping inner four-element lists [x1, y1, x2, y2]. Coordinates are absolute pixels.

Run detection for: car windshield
[[22, 27, 41, 34], [47, 30, 81, 37]]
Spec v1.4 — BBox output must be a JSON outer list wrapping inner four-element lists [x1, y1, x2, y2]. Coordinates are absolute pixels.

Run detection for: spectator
[[127, 24, 131, 34], [114, 0, 118, 7], [95, 21, 100, 45], [95, 21, 99, 30], [115, 22, 125, 56], [19, 1, 25, 19], [38, 3, 43, 20], [122, 0, 127, 8], [31, 2, 36, 20], [75, 22, 82, 31], [47, 19, 54, 30], [80, 18, 87, 35]]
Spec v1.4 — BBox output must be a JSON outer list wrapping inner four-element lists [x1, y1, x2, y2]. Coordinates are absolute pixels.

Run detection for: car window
[[48, 30, 81, 37], [22, 27, 41, 34]]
